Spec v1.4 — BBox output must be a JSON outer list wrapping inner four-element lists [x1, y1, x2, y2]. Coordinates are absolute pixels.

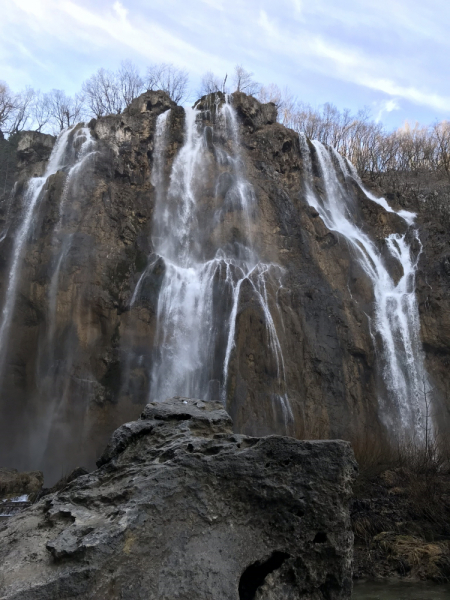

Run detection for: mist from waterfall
[[299, 135, 430, 440], [131, 98, 292, 425], [32, 127, 98, 469]]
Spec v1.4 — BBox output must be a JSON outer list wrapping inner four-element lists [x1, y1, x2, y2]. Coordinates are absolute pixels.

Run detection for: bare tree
[[117, 60, 144, 107], [82, 68, 123, 118], [198, 71, 228, 96], [432, 121, 450, 182], [48, 90, 85, 131], [0, 81, 19, 134], [31, 91, 52, 132], [145, 63, 189, 103], [258, 84, 296, 123], [7, 86, 35, 134], [232, 65, 260, 96]]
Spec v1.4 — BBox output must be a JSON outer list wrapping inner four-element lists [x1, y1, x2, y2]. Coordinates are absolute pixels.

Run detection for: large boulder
[[0, 397, 357, 599]]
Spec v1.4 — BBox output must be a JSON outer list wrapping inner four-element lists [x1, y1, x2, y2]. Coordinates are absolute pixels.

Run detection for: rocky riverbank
[[352, 456, 450, 582]]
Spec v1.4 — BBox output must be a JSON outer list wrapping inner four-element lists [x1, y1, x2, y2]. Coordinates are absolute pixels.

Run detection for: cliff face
[[406, 189, 450, 422], [0, 91, 448, 482], [0, 397, 357, 600]]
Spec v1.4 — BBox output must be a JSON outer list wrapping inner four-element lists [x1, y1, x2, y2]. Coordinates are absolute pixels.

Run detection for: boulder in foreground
[[0, 397, 357, 599]]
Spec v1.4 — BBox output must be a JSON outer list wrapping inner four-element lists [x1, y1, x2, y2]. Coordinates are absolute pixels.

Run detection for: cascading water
[[0, 125, 98, 473], [0, 128, 70, 378], [46, 127, 97, 343], [0, 127, 96, 372], [299, 134, 430, 439], [131, 97, 292, 426]]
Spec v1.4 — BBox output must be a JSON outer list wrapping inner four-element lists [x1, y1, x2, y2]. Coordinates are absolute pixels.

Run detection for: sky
[[0, 0, 449, 129]]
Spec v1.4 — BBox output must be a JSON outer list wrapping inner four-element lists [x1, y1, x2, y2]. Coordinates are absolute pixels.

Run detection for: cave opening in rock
[[238, 551, 290, 600], [313, 531, 327, 543]]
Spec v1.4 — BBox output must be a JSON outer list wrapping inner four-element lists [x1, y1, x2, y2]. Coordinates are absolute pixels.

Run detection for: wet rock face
[[0, 90, 448, 481], [0, 92, 178, 481], [0, 398, 357, 600], [413, 191, 450, 426]]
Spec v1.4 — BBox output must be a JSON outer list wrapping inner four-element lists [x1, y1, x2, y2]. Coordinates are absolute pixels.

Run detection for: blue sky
[[0, 0, 449, 129]]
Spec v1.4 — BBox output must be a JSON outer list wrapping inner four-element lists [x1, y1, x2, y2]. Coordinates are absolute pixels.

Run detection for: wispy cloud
[[0, 0, 448, 125], [257, 6, 450, 115], [375, 99, 400, 123]]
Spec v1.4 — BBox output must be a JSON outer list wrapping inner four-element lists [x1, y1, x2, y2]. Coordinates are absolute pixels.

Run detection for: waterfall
[[132, 98, 292, 425], [0, 127, 71, 377], [0, 125, 97, 472], [46, 127, 97, 343], [0, 127, 97, 373], [300, 135, 430, 439]]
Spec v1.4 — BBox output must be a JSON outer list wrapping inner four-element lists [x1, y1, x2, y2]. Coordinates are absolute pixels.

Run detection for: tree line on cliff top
[[1, 61, 449, 185]]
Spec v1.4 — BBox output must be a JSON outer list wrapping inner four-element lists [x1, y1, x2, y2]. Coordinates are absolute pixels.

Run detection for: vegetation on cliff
[[352, 436, 450, 582]]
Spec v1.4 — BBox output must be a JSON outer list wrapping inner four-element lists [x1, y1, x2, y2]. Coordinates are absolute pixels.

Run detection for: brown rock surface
[[0, 91, 448, 481]]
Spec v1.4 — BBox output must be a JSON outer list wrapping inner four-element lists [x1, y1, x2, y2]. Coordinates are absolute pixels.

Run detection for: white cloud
[[2, 0, 229, 75], [199, 0, 224, 10], [257, 10, 279, 38], [0, 0, 448, 123], [375, 98, 400, 123], [112, 1, 128, 21], [256, 8, 450, 115], [360, 76, 450, 113], [291, 0, 302, 14]]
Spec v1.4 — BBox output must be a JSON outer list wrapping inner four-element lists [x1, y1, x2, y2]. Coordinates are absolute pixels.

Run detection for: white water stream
[[0, 128, 71, 377], [132, 99, 292, 424], [0, 126, 98, 472], [0, 127, 96, 374], [300, 135, 430, 438]]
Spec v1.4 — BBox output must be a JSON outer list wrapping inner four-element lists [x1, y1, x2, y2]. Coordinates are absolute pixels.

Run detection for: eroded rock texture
[[0, 398, 357, 600]]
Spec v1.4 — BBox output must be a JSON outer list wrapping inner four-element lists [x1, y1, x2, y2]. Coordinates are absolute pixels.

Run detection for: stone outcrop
[[16, 131, 56, 178], [0, 397, 357, 600], [0, 91, 449, 482]]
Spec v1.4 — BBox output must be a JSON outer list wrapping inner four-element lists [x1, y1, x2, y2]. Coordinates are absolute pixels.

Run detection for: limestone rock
[[16, 130, 56, 178], [0, 398, 357, 600], [1, 91, 449, 482]]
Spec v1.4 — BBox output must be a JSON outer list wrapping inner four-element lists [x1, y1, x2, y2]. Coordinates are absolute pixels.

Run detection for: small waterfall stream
[[0, 127, 96, 373], [32, 127, 98, 469], [131, 97, 292, 425], [0, 125, 98, 472], [0, 128, 72, 377], [300, 135, 430, 439]]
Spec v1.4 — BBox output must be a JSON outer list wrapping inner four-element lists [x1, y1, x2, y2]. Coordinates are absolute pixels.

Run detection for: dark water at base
[[352, 581, 450, 599]]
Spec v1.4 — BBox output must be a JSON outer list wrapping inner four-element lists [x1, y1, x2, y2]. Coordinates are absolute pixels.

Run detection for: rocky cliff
[[0, 397, 357, 600], [0, 91, 448, 482]]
